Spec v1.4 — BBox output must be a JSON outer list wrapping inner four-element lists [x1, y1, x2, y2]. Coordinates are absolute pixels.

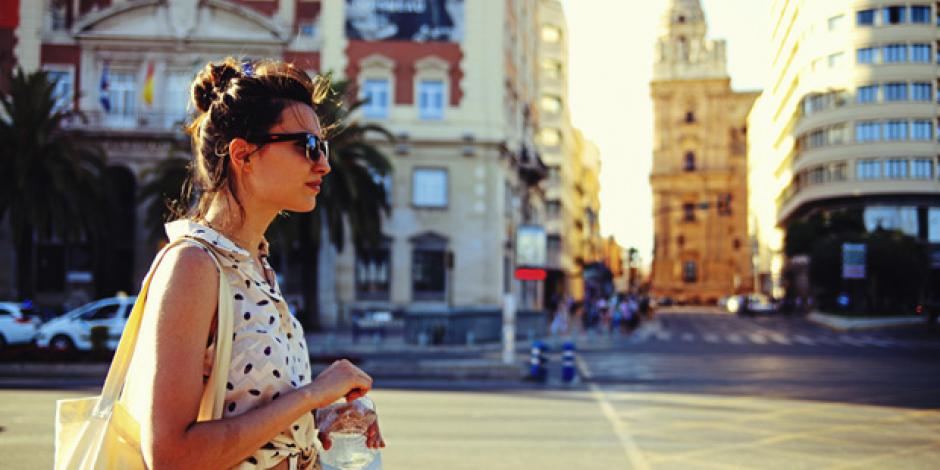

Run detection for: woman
[[123, 57, 383, 469]]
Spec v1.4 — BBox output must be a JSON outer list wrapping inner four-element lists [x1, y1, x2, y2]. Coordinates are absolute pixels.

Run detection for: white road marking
[[576, 356, 651, 470]]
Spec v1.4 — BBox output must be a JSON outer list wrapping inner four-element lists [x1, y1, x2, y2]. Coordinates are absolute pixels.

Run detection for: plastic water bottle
[[320, 433, 381, 470], [318, 396, 383, 470]]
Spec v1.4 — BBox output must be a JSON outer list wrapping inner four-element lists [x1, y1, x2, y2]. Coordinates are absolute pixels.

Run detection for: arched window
[[684, 151, 696, 171], [685, 111, 695, 123]]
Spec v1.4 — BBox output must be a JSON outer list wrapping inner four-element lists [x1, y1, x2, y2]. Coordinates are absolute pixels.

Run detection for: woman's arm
[[138, 244, 371, 469]]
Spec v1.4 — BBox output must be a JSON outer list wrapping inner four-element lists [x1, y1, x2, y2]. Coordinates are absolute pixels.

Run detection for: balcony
[[64, 109, 189, 135]]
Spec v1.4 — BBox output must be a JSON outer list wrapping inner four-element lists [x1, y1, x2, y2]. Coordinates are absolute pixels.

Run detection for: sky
[[561, 0, 773, 267]]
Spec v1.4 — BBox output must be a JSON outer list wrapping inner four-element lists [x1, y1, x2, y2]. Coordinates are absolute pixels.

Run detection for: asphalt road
[[1, 310, 939, 469]]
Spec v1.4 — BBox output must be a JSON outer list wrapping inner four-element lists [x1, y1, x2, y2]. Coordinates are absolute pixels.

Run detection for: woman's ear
[[228, 138, 255, 172]]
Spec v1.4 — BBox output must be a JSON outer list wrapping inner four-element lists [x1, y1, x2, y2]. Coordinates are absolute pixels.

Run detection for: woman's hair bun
[[191, 60, 242, 113]]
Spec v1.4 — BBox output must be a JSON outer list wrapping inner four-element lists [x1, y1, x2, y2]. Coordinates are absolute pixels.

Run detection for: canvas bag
[[55, 237, 234, 469]]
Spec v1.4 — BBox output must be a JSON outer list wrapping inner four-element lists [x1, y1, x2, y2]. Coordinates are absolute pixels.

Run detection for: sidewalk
[[808, 311, 926, 331]]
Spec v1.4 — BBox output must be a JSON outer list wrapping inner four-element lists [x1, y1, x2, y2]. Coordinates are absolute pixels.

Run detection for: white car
[[35, 296, 137, 352], [0, 302, 41, 349]]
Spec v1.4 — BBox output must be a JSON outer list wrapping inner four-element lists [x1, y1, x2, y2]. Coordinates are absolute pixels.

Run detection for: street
[[2, 310, 939, 469]]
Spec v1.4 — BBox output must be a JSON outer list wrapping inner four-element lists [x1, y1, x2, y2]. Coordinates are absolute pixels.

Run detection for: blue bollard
[[528, 340, 549, 382], [561, 341, 577, 383]]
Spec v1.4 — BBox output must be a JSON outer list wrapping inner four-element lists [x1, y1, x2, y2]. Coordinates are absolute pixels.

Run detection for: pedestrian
[[118, 58, 382, 469]]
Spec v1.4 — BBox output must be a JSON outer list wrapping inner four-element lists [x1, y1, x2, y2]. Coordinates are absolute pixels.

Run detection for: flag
[[142, 61, 155, 106], [99, 61, 111, 112]]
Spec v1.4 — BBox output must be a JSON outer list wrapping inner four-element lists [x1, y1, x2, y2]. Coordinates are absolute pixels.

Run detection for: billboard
[[842, 243, 866, 279], [516, 225, 546, 268], [345, 0, 465, 42]]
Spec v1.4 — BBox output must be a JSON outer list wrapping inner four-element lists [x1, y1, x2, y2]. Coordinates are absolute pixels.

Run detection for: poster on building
[[345, 0, 465, 42], [516, 225, 546, 268], [842, 243, 866, 279]]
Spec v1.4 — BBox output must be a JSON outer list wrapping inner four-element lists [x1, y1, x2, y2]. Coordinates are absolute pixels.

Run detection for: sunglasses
[[246, 132, 330, 163]]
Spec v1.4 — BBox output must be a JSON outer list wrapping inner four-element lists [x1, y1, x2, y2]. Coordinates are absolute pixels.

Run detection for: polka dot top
[[165, 219, 320, 470]]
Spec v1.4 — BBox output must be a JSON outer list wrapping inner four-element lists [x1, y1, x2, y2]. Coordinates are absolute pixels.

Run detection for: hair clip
[[241, 60, 254, 77]]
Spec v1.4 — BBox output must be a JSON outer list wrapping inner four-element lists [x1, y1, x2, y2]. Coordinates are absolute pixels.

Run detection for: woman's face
[[242, 102, 331, 213]]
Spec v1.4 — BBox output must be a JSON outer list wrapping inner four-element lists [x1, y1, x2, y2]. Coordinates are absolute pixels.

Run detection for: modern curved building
[[749, 0, 940, 297]]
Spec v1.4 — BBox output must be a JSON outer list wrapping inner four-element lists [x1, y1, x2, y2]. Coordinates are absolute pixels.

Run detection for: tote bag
[[55, 237, 234, 469]]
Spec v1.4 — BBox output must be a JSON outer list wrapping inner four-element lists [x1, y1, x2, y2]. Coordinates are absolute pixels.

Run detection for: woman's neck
[[201, 195, 276, 260]]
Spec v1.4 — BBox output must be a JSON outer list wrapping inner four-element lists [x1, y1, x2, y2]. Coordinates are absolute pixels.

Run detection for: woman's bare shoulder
[[147, 241, 220, 327]]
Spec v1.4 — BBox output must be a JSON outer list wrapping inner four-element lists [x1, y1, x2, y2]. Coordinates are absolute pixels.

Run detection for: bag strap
[[92, 237, 234, 421]]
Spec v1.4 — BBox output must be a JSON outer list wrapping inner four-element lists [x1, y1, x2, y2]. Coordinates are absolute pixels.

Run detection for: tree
[[268, 79, 393, 330], [0, 67, 109, 300], [138, 135, 191, 245]]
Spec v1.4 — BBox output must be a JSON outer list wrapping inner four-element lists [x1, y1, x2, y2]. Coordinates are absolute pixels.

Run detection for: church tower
[[649, 0, 757, 304]]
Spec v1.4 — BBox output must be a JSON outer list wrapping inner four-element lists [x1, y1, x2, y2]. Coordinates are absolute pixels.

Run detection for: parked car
[[731, 294, 778, 315], [35, 296, 137, 352], [0, 302, 42, 349]]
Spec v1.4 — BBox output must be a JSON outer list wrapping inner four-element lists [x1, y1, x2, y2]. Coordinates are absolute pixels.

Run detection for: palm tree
[[138, 135, 191, 245], [269, 79, 394, 330], [0, 67, 110, 300]]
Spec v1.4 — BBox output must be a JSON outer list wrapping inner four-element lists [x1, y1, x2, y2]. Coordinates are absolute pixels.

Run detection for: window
[[912, 44, 931, 62], [857, 84, 879, 103], [809, 166, 827, 184], [164, 72, 191, 128], [683, 151, 696, 171], [857, 160, 882, 180], [540, 95, 562, 114], [45, 68, 74, 112], [50, 0, 68, 30], [362, 79, 390, 119], [685, 111, 695, 123], [912, 158, 934, 178], [546, 200, 561, 219], [106, 71, 137, 126], [885, 158, 908, 178], [856, 47, 877, 64], [912, 120, 933, 140], [547, 235, 561, 257], [683, 203, 696, 222], [856, 121, 881, 142], [832, 162, 847, 181], [857, 9, 876, 25], [884, 120, 909, 140], [865, 206, 919, 235], [883, 44, 908, 63], [912, 82, 932, 101], [538, 128, 562, 147], [356, 238, 391, 300], [883, 6, 906, 24], [298, 19, 316, 37], [541, 59, 563, 79], [541, 25, 562, 43], [884, 82, 908, 101], [80, 303, 121, 321], [911, 5, 931, 23], [682, 261, 697, 283], [828, 14, 845, 30], [417, 80, 444, 120], [412, 168, 447, 208], [411, 233, 447, 301], [806, 129, 825, 149], [828, 52, 844, 68], [829, 124, 847, 145]]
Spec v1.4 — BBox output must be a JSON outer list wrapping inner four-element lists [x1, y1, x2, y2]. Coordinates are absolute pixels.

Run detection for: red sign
[[514, 268, 546, 281]]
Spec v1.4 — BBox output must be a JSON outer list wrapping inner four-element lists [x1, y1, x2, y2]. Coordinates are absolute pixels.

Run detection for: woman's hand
[[318, 418, 385, 450], [364, 419, 385, 449], [307, 359, 372, 407]]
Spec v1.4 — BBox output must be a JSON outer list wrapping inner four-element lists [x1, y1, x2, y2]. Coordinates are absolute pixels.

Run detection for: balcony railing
[[64, 109, 189, 133]]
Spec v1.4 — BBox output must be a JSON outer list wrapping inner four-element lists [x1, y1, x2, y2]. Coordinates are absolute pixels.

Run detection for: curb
[[0, 357, 525, 381], [808, 312, 925, 331]]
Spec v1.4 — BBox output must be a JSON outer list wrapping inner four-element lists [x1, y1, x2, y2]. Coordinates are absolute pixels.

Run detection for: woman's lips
[[305, 182, 320, 191]]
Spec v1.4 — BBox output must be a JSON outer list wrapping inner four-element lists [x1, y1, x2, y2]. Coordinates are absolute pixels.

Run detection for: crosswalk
[[565, 317, 937, 350]]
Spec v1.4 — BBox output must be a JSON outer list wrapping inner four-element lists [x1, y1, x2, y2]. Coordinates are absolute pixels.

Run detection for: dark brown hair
[[172, 57, 330, 225]]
